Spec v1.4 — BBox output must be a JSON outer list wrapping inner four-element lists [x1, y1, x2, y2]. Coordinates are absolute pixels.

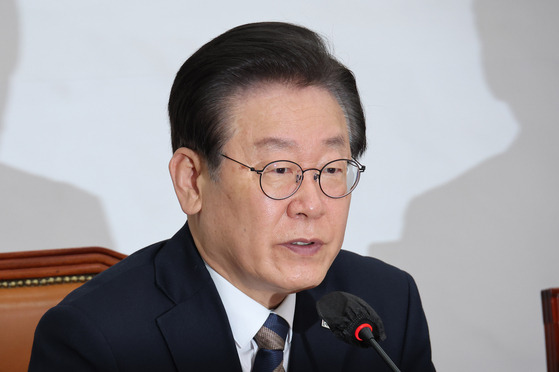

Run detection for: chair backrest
[[542, 288, 559, 372], [0, 247, 126, 372]]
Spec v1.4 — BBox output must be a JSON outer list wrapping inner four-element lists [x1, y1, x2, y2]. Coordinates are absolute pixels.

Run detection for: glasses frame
[[221, 154, 366, 200]]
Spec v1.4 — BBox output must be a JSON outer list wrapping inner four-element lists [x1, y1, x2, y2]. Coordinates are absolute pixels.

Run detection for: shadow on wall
[[369, 0, 559, 370], [0, 0, 114, 252]]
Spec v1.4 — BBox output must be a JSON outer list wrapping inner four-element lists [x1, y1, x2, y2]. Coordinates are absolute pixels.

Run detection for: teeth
[[293, 241, 313, 246]]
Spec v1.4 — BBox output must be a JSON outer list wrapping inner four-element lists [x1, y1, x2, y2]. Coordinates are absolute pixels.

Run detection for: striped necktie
[[252, 313, 289, 372]]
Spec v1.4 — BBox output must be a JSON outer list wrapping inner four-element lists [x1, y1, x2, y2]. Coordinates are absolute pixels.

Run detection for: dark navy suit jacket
[[29, 223, 435, 371]]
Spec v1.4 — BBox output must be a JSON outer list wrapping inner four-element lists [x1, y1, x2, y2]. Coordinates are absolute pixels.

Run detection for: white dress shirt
[[206, 263, 296, 372]]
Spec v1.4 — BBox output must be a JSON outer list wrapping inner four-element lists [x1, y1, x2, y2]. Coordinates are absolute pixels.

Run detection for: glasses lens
[[320, 159, 360, 198], [260, 161, 303, 199]]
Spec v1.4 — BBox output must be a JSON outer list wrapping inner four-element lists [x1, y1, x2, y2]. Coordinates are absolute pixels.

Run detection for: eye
[[324, 167, 341, 174], [323, 166, 345, 177], [264, 161, 298, 176]]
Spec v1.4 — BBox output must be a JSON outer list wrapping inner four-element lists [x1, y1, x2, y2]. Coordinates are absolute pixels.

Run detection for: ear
[[169, 147, 204, 215]]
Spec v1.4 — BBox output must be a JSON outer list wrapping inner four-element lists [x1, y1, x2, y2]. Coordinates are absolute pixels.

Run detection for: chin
[[282, 269, 328, 293]]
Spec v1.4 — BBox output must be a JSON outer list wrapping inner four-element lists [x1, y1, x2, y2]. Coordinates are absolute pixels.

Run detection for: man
[[29, 22, 435, 371]]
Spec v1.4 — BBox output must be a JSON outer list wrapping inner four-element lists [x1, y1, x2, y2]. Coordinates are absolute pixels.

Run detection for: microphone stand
[[360, 327, 402, 372]]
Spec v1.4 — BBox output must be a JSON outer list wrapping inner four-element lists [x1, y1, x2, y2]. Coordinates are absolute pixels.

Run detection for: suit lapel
[[289, 288, 349, 372], [154, 222, 242, 372], [157, 290, 242, 371]]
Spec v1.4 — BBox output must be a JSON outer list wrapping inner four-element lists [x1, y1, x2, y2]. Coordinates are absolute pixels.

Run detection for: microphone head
[[316, 291, 387, 348]]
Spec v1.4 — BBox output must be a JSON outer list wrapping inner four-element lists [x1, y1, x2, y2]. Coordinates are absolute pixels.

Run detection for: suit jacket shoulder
[[29, 223, 242, 372]]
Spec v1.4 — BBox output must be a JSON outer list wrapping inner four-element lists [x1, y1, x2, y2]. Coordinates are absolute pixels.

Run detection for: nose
[[286, 170, 326, 219]]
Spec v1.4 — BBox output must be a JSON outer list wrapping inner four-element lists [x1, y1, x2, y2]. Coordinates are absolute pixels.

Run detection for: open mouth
[[284, 240, 322, 256], [291, 241, 314, 246]]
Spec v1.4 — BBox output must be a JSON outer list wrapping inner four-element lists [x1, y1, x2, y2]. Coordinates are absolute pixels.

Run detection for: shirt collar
[[205, 263, 296, 349]]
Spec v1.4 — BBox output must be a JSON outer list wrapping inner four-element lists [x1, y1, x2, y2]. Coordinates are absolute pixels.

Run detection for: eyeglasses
[[221, 154, 365, 200]]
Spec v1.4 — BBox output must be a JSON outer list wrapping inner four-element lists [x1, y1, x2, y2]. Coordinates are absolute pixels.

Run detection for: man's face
[[191, 83, 353, 308]]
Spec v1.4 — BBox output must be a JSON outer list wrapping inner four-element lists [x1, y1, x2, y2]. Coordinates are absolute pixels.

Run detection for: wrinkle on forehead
[[254, 134, 348, 152]]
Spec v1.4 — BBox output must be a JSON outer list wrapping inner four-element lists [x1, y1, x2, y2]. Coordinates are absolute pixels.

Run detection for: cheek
[[246, 193, 287, 221], [328, 198, 351, 226], [223, 194, 285, 245]]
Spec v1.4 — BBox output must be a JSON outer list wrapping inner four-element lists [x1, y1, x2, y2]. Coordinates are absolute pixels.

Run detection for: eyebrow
[[254, 134, 348, 151], [254, 137, 297, 150], [323, 134, 348, 149]]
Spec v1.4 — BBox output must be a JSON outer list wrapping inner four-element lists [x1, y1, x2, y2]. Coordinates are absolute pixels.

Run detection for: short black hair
[[168, 22, 366, 178]]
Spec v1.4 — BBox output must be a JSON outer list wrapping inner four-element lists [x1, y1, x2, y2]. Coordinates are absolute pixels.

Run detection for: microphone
[[316, 291, 401, 372]]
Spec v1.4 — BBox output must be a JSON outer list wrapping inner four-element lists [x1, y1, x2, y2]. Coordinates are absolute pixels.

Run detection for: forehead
[[226, 83, 350, 156]]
